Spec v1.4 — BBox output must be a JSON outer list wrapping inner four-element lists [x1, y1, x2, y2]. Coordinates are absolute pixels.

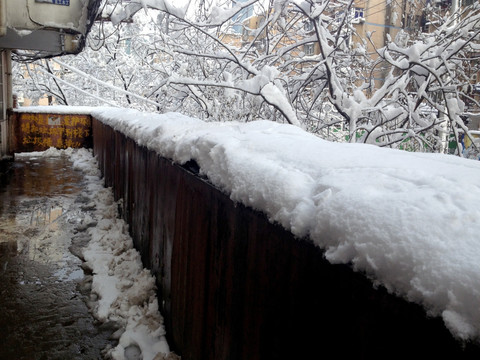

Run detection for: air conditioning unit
[[0, 0, 101, 57]]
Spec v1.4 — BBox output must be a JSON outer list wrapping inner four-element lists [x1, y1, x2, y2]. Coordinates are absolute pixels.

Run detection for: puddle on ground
[[0, 155, 116, 360]]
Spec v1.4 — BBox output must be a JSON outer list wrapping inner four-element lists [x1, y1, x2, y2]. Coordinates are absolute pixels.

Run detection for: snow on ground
[[30, 147, 172, 360], [88, 106, 480, 343]]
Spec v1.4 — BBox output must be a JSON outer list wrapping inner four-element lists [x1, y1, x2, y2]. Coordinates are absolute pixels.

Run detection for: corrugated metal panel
[[92, 117, 480, 360]]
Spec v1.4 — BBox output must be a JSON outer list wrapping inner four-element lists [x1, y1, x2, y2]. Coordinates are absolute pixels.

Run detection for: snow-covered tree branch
[[13, 0, 480, 158]]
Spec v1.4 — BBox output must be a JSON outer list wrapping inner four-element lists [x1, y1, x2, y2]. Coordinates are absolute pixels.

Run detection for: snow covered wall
[[88, 106, 480, 360]]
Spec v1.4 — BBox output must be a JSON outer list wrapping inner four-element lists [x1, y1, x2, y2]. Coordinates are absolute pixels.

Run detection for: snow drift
[[89, 106, 480, 342], [69, 148, 171, 360]]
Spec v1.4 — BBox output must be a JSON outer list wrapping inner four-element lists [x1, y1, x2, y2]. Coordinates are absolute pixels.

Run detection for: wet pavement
[[0, 154, 115, 360]]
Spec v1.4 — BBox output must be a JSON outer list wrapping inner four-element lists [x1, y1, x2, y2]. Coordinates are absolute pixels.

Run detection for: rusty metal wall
[[92, 118, 480, 360], [9, 111, 92, 153]]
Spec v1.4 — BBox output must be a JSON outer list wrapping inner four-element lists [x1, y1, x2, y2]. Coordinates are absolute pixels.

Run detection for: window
[[304, 19, 314, 32], [122, 39, 131, 54], [352, 8, 365, 24], [354, 7, 364, 19], [335, 10, 345, 23], [304, 43, 315, 56], [406, 14, 414, 29], [420, 14, 429, 32], [254, 39, 267, 51], [435, 0, 452, 9], [406, 14, 423, 30]]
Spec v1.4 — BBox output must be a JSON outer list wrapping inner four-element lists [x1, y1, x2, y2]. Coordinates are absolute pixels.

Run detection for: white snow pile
[[14, 105, 94, 115], [90, 106, 480, 343], [68, 148, 172, 360]]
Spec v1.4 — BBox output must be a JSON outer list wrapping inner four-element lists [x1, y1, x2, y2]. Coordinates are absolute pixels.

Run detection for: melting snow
[[68, 148, 171, 360], [89, 106, 480, 342], [16, 105, 480, 344]]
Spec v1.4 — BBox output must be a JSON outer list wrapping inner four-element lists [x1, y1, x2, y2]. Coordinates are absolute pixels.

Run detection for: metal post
[[0, 50, 12, 158]]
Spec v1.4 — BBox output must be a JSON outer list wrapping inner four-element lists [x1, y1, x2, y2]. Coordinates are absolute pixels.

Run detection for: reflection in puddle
[[1, 204, 70, 265], [0, 154, 115, 359], [30, 205, 64, 226], [53, 267, 85, 282]]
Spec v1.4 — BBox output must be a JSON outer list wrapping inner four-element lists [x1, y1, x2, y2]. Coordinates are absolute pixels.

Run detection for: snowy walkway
[[0, 152, 114, 359], [0, 149, 172, 360]]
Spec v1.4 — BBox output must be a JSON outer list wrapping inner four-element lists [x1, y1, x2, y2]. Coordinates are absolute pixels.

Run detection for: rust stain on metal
[[10, 112, 92, 152]]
